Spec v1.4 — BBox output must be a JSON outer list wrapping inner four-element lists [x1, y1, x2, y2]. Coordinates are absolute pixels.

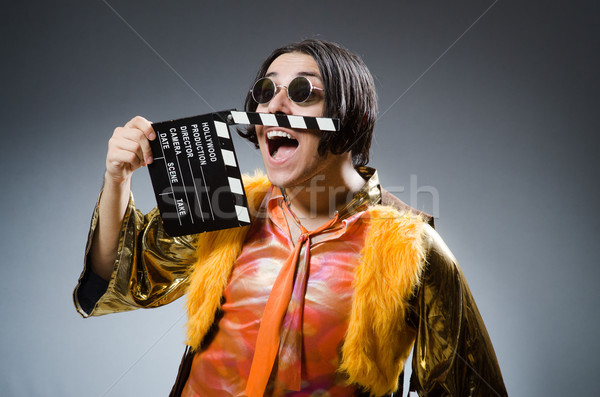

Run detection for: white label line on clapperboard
[[158, 138, 182, 226], [174, 150, 194, 225], [199, 165, 215, 220], [159, 192, 172, 196], [187, 158, 205, 222], [154, 156, 165, 160]]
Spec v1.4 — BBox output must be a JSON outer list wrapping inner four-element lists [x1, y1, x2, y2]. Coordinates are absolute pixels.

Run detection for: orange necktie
[[244, 206, 339, 397]]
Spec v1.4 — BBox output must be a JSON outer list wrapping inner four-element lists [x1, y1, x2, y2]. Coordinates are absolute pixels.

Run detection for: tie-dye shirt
[[183, 171, 380, 397]]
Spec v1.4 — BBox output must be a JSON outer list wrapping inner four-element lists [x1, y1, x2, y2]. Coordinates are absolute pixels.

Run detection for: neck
[[282, 155, 365, 224]]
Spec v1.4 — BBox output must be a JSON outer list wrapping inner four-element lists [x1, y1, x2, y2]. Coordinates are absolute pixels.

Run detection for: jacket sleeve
[[73, 192, 198, 318], [409, 225, 507, 397]]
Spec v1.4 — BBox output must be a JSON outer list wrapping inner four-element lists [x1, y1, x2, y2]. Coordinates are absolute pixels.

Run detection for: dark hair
[[238, 39, 377, 166]]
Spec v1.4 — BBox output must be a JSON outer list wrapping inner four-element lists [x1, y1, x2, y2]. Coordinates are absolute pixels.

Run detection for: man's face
[[255, 52, 335, 189]]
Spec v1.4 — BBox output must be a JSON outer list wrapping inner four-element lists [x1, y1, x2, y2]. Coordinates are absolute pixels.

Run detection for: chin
[[264, 170, 294, 188]]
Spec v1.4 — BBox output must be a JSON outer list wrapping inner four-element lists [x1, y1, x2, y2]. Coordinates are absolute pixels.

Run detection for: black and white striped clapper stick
[[227, 110, 340, 132]]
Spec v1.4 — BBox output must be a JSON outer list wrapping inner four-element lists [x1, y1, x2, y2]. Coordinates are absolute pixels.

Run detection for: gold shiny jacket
[[74, 172, 507, 397]]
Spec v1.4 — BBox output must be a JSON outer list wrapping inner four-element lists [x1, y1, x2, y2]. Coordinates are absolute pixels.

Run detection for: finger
[[109, 148, 144, 167], [122, 117, 155, 164], [124, 115, 156, 141], [109, 131, 147, 165], [106, 147, 144, 176], [138, 134, 154, 165], [113, 127, 154, 164], [116, 127, 154, 165]]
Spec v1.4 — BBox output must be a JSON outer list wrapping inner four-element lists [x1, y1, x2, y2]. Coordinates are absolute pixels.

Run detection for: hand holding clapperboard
[[148, 110, 340, 237]]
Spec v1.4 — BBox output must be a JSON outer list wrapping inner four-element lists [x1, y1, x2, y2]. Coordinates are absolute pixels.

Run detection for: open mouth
[[267, 130, 299, 160]]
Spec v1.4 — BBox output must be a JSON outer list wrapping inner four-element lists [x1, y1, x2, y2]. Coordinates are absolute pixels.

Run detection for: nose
[[266, 85, 292, 114]]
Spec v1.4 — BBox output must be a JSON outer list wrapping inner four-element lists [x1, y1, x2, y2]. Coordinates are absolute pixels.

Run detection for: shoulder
[[375, 188, 462, 287], [416, 224, 468, 300], [380, 188, 434, 227], [362, 203, 461, 292], [360, 205, 430, 294]]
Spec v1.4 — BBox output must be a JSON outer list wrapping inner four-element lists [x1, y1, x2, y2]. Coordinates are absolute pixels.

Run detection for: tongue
[[274, 145, 296, 160]]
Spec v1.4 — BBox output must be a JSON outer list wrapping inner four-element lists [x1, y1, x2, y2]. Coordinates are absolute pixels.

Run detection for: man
[[74, 39, 507, 396]]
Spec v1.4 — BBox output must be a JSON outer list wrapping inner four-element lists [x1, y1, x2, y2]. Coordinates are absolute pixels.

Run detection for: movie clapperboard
[[148, 110, 341, 237]]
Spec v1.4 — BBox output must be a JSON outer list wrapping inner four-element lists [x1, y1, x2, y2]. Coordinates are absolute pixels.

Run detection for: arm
[[73, 195, 198, 317], [73, 116, 197, 317], [409, 225, 507, 397], [89, 116, 156, 280]]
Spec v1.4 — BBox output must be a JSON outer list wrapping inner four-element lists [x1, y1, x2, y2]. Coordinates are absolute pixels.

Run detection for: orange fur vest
[[183, 173, 427, 396]]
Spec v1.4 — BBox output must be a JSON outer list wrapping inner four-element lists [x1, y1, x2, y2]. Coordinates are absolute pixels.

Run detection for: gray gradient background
[[1, 1, 598, 396]]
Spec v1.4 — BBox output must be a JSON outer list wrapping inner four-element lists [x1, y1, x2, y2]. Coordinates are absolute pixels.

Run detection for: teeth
[[267, 130, 295, 140]]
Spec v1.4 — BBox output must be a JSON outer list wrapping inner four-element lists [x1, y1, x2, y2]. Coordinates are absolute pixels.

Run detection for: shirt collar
[[337, 166, 381, 220]]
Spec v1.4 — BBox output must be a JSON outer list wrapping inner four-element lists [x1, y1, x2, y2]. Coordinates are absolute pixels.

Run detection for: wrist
[[103, 171, 132, 192]]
